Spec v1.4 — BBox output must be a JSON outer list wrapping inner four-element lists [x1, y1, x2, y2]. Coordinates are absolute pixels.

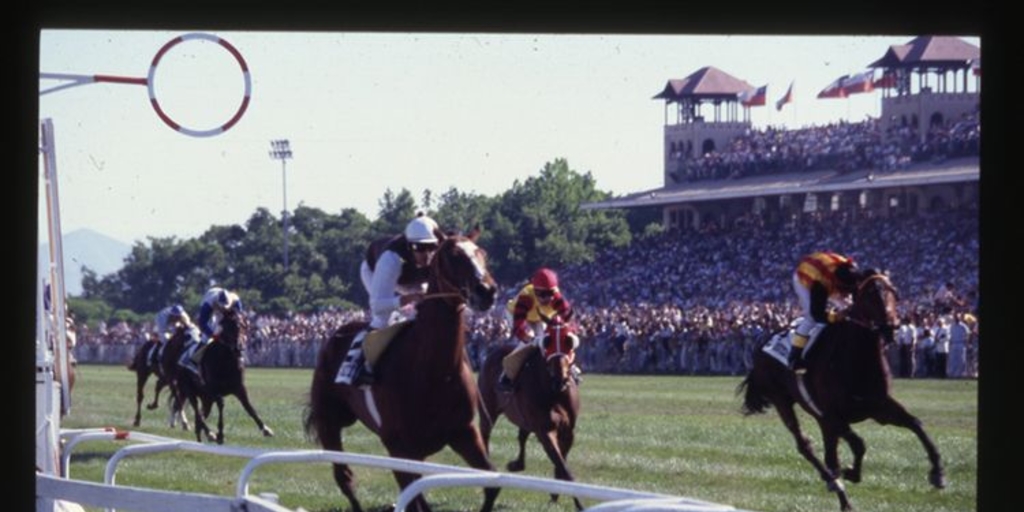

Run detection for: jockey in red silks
[[790, 251, 865, 373], [498, 267, 579, 391]]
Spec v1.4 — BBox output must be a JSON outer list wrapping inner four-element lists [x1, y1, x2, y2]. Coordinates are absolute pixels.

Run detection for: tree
[[491, 158, 630, 282]]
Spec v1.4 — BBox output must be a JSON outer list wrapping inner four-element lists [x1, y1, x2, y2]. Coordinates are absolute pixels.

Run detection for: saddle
[[762, 322, 826, 367], [361, 320, 411, 366]]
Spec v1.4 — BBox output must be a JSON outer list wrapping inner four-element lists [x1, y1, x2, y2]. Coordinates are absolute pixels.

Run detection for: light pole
[[269, 139, 293, 269]]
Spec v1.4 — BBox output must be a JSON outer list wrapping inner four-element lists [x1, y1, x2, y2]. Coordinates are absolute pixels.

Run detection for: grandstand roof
[[652, 66, 755, 102], [868, 36, 980, 69], [582, 157, 979, 210]]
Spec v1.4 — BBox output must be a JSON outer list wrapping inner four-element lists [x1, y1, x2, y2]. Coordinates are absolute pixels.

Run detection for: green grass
[[56, 365, 977, 512]]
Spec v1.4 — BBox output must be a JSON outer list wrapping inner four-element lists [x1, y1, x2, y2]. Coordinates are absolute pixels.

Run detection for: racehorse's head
[[848, 268, 900, 345], [543, 320, 577, 392], [429, 227, 497, 312]]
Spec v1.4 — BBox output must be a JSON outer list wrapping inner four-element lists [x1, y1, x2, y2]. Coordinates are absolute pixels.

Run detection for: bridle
[[421, 238, 490, 311], [848, 274, 899, 341]]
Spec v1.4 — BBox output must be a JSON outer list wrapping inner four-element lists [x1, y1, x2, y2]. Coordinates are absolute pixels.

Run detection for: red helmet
[[531, 268, 559, 290]]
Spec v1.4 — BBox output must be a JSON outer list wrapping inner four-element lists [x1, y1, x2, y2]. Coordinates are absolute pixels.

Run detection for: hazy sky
[[37, 30, 980, 245]]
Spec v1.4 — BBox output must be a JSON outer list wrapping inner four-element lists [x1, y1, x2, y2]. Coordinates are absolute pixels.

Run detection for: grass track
[[57, 364, 977, 512]]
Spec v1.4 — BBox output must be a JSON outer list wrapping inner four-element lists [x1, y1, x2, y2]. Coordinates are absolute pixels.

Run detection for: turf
[[53, 365, 977, 512]]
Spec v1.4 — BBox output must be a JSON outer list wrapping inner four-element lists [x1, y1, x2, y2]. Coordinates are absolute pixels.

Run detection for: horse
[[737, 269, 945, 511], [128, 329, 191, 429], [477, 320, 582, 511], [129, 336, 165, 426], [304, 229, 500, 512], [174, 308, 274, 444]]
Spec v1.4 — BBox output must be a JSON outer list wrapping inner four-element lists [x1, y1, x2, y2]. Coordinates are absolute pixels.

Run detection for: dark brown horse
[[304, 230, 500, 512], [175, 308, 274, 444], [129, 329, 191, 429], [478, 320, 582, 510], [738, 270, 945, 511]]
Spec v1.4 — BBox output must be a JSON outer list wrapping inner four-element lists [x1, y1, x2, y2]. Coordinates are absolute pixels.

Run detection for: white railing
[[48, 427, 760, 512]]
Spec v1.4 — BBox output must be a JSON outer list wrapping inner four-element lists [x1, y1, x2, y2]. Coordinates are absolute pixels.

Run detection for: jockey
[[148, 304, 197, 368], [790, 251, 865, 373], [180, 286, 243, 374], [497, 267, 578, 391], [336, 213, 442, 386]]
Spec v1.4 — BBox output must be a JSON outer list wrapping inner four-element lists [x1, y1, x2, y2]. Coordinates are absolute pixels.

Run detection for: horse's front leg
[[537, 429, 582, 509], [819, 422, 853, 511], [507, 428, 529, 472], [775, 402, 852, 511], [148, 376, 165, 410], [134, 371, 149, 426], [873, 396, 946, 489], [447, 425, 500, 512], [839, 427, 866, 483], [233, 386, 274, 437]]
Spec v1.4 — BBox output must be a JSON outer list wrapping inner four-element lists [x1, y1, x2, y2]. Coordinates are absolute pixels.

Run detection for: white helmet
[[405, 216, 439, 244]]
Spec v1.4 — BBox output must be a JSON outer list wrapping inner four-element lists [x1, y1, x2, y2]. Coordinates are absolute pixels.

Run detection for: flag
[[872, 71, 897, 89], [817, 75, 848, 99], [775, 81, 793, 111], [738, 85, 767, 107], [842, 70, 875, 95]]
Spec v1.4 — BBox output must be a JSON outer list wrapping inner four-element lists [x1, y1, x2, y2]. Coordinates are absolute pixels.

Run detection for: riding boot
[[571, 364, 583, 385], [336, 332, 374, 386], [789, 341, 808, 374], [179, 343, 201, 376], [497, 371, 514, 392], [148, 344, 160, 369]]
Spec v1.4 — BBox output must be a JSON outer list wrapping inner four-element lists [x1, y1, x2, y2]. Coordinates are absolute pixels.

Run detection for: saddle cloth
[[762, 322, 825, 366], [361, 320, 410, 366]]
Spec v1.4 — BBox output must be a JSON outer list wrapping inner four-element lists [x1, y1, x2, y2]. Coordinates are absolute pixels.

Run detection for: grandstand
[[583, 35, 980, 232]]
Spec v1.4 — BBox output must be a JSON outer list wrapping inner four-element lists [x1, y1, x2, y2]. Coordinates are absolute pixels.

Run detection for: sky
[[37, 30, 981, 246]]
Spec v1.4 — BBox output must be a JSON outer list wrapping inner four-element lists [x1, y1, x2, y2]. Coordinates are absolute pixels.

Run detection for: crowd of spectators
[[668, 114, 980, 183], [73, 204, 979, 380]]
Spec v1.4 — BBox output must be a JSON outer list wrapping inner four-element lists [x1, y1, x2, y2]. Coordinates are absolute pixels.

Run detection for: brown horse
[[304, 230, 500, 512], [478, 320, 582, 510], [175, 308, 274, 444], [738, 269, 945, 511]]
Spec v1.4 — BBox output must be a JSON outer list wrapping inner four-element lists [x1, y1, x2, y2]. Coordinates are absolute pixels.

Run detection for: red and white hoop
[[40, 32, 251, 138]]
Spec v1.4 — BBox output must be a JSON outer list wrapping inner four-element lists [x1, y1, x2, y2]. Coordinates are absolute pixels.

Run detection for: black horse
[[129, 327, 193, 429], [174, 308, 274, 444], [737, 269, 945, 511]]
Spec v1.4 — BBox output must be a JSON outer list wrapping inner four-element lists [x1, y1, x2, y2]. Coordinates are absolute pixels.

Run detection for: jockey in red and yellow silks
[[790, 252, 864, 372], [498, 268, 578, 390]]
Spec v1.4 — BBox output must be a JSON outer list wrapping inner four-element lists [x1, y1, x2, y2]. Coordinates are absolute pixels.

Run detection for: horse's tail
[[736, 370, 772, 416], [302, 338, 331, 445], [303, 323, 363, 445]]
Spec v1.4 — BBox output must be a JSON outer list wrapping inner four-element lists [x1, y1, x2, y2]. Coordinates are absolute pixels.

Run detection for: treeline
[[71, 159, 658, 325]]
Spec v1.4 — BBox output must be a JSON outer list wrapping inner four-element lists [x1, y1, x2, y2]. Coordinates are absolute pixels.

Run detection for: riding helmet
[[531, 268, 559, 291], [405, 215, 439, 244]]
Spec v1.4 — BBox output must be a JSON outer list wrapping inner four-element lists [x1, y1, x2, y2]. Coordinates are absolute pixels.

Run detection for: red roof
[[869, 36, 979, 69], [652, 66, 755, 102]]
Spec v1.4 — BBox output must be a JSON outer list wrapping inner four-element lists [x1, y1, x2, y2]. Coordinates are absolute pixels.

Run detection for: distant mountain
[[38, 228, 132, 297]]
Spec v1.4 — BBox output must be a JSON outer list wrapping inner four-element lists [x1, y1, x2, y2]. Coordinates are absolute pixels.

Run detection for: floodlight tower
[[269, 139, 293, 269]]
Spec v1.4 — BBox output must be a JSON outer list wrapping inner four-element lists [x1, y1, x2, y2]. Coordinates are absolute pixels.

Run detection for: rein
[[848, 274, 897, 337], [422, 241, 471, 308]]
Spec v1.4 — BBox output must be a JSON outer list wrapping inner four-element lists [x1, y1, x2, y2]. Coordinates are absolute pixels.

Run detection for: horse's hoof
[[842, 467, 861, 483], [506, 460, 525, 472], [930, 469, 947, 489], [262, 426, 275, 437], [146, 404, 158, 411]]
